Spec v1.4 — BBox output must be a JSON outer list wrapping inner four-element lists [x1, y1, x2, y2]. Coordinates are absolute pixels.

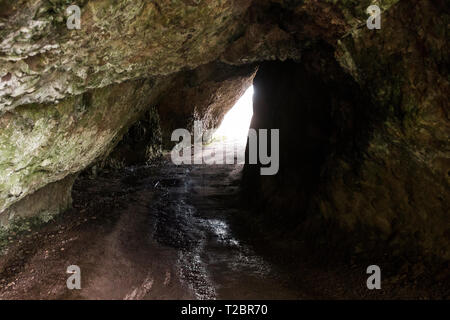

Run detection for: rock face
[[244, 56, 449, 262], [0, 0, 448, 261], [242, 0, 449, 260], [0, 0, 253, 111], [94, 62, 256, 168], [157, 62, 256, 148], [242, 55, 376, 249], [0, 174, 76, 228], [100, 106, 164, 169], [0, 76, 174, 225], [331, 0, 449, 259]]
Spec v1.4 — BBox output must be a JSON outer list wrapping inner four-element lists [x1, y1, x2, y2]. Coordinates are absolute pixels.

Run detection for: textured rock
[[243, 0, 449, 260], [330, 0, 449, 259], [0, 173, 76, 227], [100, 106, 164, 169], [0, 76, 173, 219], [97, 61, 256, 167], [0, 0, 252, 111], [221, 0, 400, 64], [0, 0, 401, 112], [242, 56, 375, 243], [0, 0, 257, 217], [157, 62, 257, 148]]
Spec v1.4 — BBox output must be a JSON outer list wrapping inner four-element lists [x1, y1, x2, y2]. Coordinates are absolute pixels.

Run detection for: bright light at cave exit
[[213, 86, 254, 144]]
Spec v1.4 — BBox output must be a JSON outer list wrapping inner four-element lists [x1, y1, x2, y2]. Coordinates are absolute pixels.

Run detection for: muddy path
[[0, 154, 303, 299], [0, 147, 448, 300]]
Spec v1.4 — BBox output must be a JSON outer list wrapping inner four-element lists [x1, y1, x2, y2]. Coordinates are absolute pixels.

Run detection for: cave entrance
[[213, 85, 254, 146]]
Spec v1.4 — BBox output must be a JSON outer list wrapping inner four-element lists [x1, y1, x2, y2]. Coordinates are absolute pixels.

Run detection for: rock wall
[[242, 55, 376, 248], [157, 62, 257, 148], [331, 0, 450, 260], [0, 0, 253, 111], [242, 0, 449, 261], [0, 174, 76, 228], [94, 62, 256, 168], [100, 106, 164, 169], [0, 76, 174, 223]]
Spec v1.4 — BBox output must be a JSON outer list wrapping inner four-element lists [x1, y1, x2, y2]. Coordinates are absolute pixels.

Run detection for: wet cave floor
[[0, 146, 448, 300]]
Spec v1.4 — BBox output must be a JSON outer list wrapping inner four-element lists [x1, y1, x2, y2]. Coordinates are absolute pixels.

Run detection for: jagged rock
[[331, 0, 449, 259], [243, 0, 449, 260], [100, 106, 164, 169], [0, 0, 253, 111], [0, 76, 174, 218], [157, 62, 257, 148]]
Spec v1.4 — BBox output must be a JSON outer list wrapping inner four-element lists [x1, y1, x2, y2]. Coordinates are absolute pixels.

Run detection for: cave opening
[[0, 0, 448, 301], [213, 85, 254, 146]]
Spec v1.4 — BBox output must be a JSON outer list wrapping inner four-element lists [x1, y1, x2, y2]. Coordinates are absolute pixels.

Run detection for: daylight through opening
[[213, 85, 254, 145]]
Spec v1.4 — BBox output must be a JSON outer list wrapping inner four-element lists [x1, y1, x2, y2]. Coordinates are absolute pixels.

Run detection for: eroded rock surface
[[0, 76, 173, 222], [243, 0, 449, 260], [157, 62, 256, 148], [0, 0, 253, 111]]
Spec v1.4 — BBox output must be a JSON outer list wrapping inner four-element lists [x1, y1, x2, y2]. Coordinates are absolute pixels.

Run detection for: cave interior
[[0, 0, 448, 299]]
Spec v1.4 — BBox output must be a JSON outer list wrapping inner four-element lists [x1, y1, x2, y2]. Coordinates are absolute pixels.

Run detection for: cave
[[0, 0, 448, 301]]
